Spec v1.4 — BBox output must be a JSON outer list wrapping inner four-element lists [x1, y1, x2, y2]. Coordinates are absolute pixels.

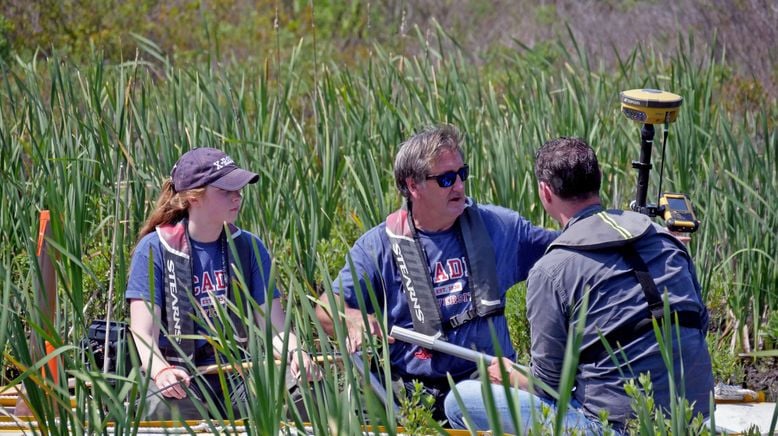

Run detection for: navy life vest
[[385, 199, 503, 340], [156, 219, 252, 364]]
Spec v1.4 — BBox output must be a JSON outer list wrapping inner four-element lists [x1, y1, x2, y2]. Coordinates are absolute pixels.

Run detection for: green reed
[[0, 26, 775, 433]]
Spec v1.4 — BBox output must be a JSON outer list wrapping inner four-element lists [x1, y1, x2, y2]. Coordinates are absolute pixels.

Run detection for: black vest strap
[[578, 243, 703, 364], [579, 310, 703, 364], [158, 220, 196, 363], [456, 207, 502, 319], [223, 226, 252, 344], [447, 306, 505, 330], [618, 245, 665, 319]]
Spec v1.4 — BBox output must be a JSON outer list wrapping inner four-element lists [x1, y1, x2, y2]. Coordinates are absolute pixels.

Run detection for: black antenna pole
[[631, 123, 656, 216]]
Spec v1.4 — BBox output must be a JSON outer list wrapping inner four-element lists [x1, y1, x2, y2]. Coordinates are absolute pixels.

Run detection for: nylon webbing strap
[[447, 307, 504, 330], [618, 245, 664, 319], [578, 244, 703, 364]]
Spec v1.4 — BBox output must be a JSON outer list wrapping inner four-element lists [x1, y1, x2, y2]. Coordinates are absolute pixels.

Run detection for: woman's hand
[[289, 349, 323, 381], [153, 366, 191, 399]]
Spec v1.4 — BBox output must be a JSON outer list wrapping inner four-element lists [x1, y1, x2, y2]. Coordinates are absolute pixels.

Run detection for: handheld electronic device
[[659, 193, 700, 233]]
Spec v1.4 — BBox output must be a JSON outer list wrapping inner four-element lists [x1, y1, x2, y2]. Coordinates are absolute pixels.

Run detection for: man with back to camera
[[445, 137, 714, 433], [314, 124, 558, 421]]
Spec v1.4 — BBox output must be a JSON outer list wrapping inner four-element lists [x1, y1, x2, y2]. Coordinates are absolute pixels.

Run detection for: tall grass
[[0, 27, 775, 433]]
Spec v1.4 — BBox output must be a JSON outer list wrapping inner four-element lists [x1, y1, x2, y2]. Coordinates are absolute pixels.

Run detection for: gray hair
[[394, 124, 464, 198]]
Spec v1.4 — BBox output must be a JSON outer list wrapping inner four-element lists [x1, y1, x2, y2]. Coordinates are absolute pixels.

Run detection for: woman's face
[[190, 185, 243, 226]]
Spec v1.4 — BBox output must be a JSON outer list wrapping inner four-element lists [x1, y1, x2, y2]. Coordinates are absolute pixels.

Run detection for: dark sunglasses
[[425, 164, 469, 188]]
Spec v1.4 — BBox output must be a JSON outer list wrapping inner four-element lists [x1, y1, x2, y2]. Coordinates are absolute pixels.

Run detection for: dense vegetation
[[0, 1, 775, 433]]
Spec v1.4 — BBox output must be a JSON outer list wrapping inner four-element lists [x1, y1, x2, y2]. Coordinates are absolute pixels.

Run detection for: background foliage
[[2, 0, 776, 98]]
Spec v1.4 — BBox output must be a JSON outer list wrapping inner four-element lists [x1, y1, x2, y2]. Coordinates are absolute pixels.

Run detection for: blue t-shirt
[[332, 201, 558, 381], [126, 227, 279, 365]]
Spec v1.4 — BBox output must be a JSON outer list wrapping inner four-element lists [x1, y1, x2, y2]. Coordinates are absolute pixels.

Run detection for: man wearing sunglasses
[[316, 124, 558, 421], [445, 137, 712, 433]]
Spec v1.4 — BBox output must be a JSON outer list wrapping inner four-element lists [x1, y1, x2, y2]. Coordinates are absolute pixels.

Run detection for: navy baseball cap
[[171, 148, 259, 192]]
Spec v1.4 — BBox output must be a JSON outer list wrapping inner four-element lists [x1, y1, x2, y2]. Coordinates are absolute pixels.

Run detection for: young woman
[[126, 147, 319, 420]]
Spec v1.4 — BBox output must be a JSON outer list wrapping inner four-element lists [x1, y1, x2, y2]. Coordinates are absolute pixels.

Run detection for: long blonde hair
[[136, 178, 206, 243]]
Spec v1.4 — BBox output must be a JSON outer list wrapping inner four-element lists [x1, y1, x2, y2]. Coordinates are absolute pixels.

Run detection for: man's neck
[[557, 196, 602, 228], [411, 207, 457, 232]]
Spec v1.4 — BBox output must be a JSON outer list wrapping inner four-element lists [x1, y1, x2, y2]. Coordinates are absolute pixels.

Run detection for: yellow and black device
[[620, 89, 683, 125], [659, 193, 700, 233], [620, 88, 700, 233]]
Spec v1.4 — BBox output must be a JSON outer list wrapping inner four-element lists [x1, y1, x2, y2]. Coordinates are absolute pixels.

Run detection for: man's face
[[407, 148, 467, 231]]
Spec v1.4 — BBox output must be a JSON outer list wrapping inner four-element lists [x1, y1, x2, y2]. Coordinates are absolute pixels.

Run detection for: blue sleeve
[[125, 234, 165, 306], [482, 205, 559, 286], [514, 216, 560, 281], [246, 234, 280, 306], [659, 232, 709, 333], [689, 264, 709, 333], [331, 229, 385, 314]]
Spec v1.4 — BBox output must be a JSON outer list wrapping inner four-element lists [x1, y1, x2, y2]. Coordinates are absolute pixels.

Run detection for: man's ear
[[539, 181, 554, 204], [406, 176, 421, 199]]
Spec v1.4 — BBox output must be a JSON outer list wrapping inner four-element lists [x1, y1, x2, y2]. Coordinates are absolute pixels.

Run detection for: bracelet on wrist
[[152, 365, 179, 381], [287, 348, 305, 359]]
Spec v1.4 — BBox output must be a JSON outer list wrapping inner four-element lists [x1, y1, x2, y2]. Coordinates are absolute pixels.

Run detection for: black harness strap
[[619, 245, 665, 319], [447, 306, 505, 330], [578, 244, 703, 364]]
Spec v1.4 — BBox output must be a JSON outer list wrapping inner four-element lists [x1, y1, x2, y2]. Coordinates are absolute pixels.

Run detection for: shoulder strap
[[156, 220, 196, 364], [618, 244, 664, 319], [447, 203, 503, 328], [578, 242, 703, 364], [387, 207, 446, 338], [224, 226, 251, 344]]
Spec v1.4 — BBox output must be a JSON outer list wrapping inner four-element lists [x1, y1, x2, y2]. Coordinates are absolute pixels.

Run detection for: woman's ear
[[183, 191, 202, 209]]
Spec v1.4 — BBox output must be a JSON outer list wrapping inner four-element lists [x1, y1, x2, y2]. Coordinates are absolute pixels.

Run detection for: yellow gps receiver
[[659, 193, 700, 233], [620, 89, 683, 125]]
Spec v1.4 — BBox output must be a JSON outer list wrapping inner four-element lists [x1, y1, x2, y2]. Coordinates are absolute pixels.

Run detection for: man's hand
[[487, 357, 514, 384], [345, 313, 394, 353], [488, 357, 529, 390], [315, 298, 395, 353], [670, 230, 691, 245]]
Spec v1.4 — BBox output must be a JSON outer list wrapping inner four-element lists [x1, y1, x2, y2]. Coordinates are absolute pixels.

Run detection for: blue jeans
[[444, 380, 603, 435]]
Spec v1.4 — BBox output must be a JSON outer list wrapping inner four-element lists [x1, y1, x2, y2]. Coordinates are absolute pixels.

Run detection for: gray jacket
[[526, 205, 713, 427]]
